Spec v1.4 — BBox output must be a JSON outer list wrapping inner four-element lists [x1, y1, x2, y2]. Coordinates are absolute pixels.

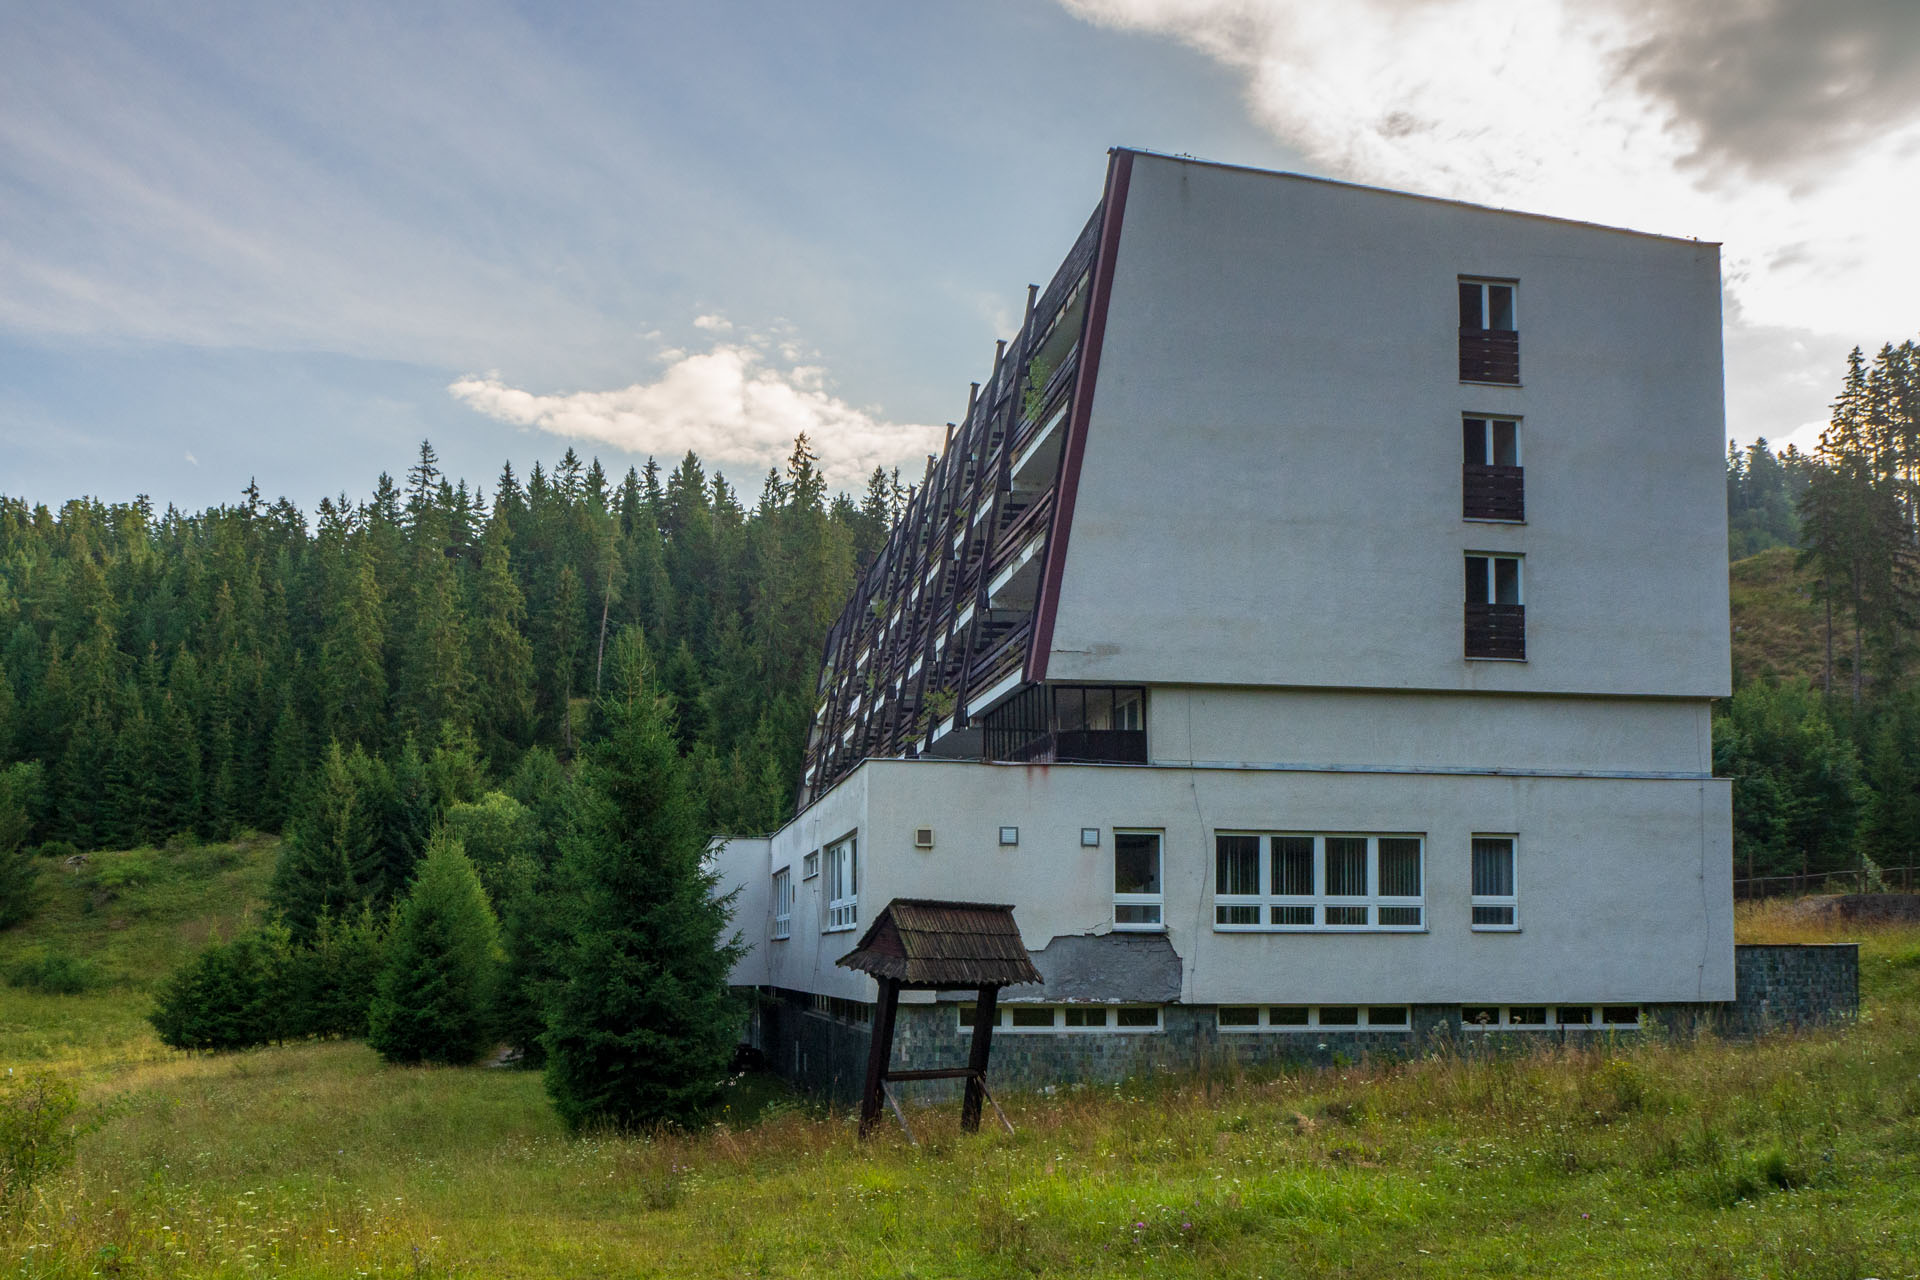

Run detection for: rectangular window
[[960, 1005, 1163, 1033], [1458, 277, 1519, 384], [1471, 835, 1519, 929], [802, 849, 819, 879], [824, 834, 858, 931], [1114, 831, 1164, 929], [771, 868, 793, 940], [1463, 416, 1524, 522], [1214, 833, 1425, 931], [1219, 1005, 1413, 1032], [1465, 554, 1526, 660], [1460, 1004, 1645, 1030]]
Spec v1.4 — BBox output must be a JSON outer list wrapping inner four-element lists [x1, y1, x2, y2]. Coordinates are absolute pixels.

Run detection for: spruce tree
[[542, 628, 742, 1130], [367, 830, 501, 1065], [269, 740, 379, 943]]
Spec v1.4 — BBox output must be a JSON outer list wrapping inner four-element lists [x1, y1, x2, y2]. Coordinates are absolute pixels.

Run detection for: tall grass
[[2, 849, 1917, 1277]]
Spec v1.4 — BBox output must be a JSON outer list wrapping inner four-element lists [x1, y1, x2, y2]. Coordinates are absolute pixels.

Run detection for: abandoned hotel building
[[713, 148, 1844, 1099]]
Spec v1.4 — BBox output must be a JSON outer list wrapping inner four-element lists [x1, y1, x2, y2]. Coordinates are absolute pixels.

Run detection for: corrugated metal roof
[[838, 898, 1043, 989]]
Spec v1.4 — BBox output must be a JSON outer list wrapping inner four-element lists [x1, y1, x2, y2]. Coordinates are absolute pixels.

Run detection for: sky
[[4, 0, 1918, 512]]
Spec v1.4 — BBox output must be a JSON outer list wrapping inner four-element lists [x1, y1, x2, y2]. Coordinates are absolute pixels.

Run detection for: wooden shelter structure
[[838, 898, 1043, 1139]]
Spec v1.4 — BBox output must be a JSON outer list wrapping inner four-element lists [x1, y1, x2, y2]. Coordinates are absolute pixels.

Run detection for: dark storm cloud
[[1615, 0, 1920, 177]]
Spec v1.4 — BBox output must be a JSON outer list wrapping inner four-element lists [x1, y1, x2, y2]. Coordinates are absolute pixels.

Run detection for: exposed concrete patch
[[1015, 932, 1183, 1003]]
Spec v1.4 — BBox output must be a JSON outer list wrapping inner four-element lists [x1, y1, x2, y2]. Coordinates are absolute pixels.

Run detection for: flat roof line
[[1110, 146, 1724, 248]]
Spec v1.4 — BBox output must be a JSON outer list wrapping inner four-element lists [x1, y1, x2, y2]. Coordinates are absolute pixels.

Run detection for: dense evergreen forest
[[1718, 339, 1920, 884], [0, 437, 899, 854]]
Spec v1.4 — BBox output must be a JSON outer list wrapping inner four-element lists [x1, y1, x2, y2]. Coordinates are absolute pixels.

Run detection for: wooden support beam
[[858, 977, 900, 1139], [961, 985, 998, 1133]]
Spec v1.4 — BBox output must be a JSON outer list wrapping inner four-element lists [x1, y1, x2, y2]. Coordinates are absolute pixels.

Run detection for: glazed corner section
[[799, 151, 1133, 807]]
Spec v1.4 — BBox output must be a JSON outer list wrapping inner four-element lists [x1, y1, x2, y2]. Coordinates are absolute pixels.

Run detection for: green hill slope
[[0, 836, 276, 1073], [1729, 545, 1841, 688]]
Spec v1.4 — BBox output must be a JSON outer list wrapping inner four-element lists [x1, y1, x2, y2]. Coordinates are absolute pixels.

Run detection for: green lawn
[[3, 844, 1917, 1278]]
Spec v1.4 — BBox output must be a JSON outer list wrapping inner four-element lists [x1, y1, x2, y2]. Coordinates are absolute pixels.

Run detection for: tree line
[[1718, 338, 1920, 884], [0, 436, 901, 854]]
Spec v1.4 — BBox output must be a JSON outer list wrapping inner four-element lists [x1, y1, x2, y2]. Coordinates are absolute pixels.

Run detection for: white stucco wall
[[1047, 154, 1730, 699], [712, 756, 1735, 1007], [1145, 685, 1713, 777]]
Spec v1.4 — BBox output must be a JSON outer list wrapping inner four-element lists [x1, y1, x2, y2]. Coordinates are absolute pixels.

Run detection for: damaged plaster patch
[[1018, 932, 1183, 1004]]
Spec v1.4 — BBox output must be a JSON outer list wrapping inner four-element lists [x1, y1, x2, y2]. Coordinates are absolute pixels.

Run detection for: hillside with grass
[[1729, 547, 1833, 689], [3, 837, 1919, 1277]]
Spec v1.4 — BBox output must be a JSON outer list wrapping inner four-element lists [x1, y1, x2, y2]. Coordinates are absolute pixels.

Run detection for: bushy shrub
[[32, 840, 78, 862], [0, 1070, 78, 1204], [368, 832, 500, 1065], [286, 908, 389, 1039], [149, 927, 293, 1051], [8, 950, 102, 994]]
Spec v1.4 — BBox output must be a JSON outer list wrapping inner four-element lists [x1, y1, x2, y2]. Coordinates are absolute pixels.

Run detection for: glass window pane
[[1273, 836, 1314, 894], [1318, 1006, 1360, 1027], [1494, 557, 1521, 605], [1269, 1006, 1310, 1026], [1326, 905, 1369, 926], [1602, 1005, 1641, 1026], [1116, 1007, 1159, 1028], [1367, 1006, 1408, 1026], [1472, 838, 1515, 896], [1488, 285, 1514, 330], [1216, 835, 1260, 896], [1509, 1006, 1547, 1026], [1271, 904, 1315, 926], [1064, 1007, 1108, 1027], [1115, 833, 1161, 895], [1492, 420, 1518, 467], [1472, 904, 1516, 926], [1463, 418, 1488, 465], [1556, 1006, 1593, 1025], [1325, 838, 1367, 896], [1461, 1005, 1499, 1027], [1465, 555, 1489, 604], [1378, 838, 1421, 896], [1378, 906, 1422, 926], [1459, 281, 1482, 328], [1011, 1007, 1053, 1027], [1115, 903, 1162, 925], [1218, 1007, 1260, 1027], [1217, 905, 1261, 926]]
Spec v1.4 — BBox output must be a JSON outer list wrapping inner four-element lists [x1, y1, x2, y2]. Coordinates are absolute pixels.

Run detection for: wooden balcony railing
[[1466, 602, 1526, 660], [1463, 464, 1524, 521], [1459, 328, 1519, 384]]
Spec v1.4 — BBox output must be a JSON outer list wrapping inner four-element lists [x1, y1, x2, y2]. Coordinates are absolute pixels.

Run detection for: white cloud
[[1061, 0, 1920, 442], [449, 322, 943, 490]]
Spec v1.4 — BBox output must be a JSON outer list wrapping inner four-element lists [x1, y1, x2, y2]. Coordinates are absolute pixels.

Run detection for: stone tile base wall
[[743, 944, 1860, 1104], [1723, 944, 1858, 1035]]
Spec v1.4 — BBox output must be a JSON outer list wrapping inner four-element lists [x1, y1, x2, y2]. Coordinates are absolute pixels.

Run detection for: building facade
[[711, 148, 1739, 1096]]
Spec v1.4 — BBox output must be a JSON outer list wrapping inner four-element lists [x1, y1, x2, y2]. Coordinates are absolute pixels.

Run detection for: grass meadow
[[1, 840, 1917, 1278]]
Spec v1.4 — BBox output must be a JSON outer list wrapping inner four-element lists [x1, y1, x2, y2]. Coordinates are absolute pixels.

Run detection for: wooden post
[[859, 978, 900, 1139], [961, 985, 998, 1133]]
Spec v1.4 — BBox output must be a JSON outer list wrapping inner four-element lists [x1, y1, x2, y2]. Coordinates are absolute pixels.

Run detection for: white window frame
[[801, 849, 819, 880], [1212, 832, 1426, 932], [1463, 415, 1522, 468], [1112, 829, 1165, 931], [824, 834, 858, 932], [1471, 834, 1519, 931], [771, 868, 793, 940], [956, 1003, 1164, 1034], [1459, 1004, 1642, 1031], [1459, 277, 1517, 331], [1465, 554, 1524, 606], [1216, 1005, 1413, 1033]]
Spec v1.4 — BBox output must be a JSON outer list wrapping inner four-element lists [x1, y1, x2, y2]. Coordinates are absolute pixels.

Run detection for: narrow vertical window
[[1458, 278, 1519, 383], [1465, 554, 1526, 659], [825, 834, 858, 931], [1114, 831, 1164, 929], [1472, 836, 1518, 929], [1271, 835, 1316, 925], [1463, 416, 1524, 521], [1323, 837, 1369, 925], [772, 868, 793, 940], [1376, 837, 1424, 927], [1215, 834, 1261, 925]]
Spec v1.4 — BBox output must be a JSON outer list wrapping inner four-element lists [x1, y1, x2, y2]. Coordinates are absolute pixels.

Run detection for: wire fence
[[1733, 864, 1920, 900]]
